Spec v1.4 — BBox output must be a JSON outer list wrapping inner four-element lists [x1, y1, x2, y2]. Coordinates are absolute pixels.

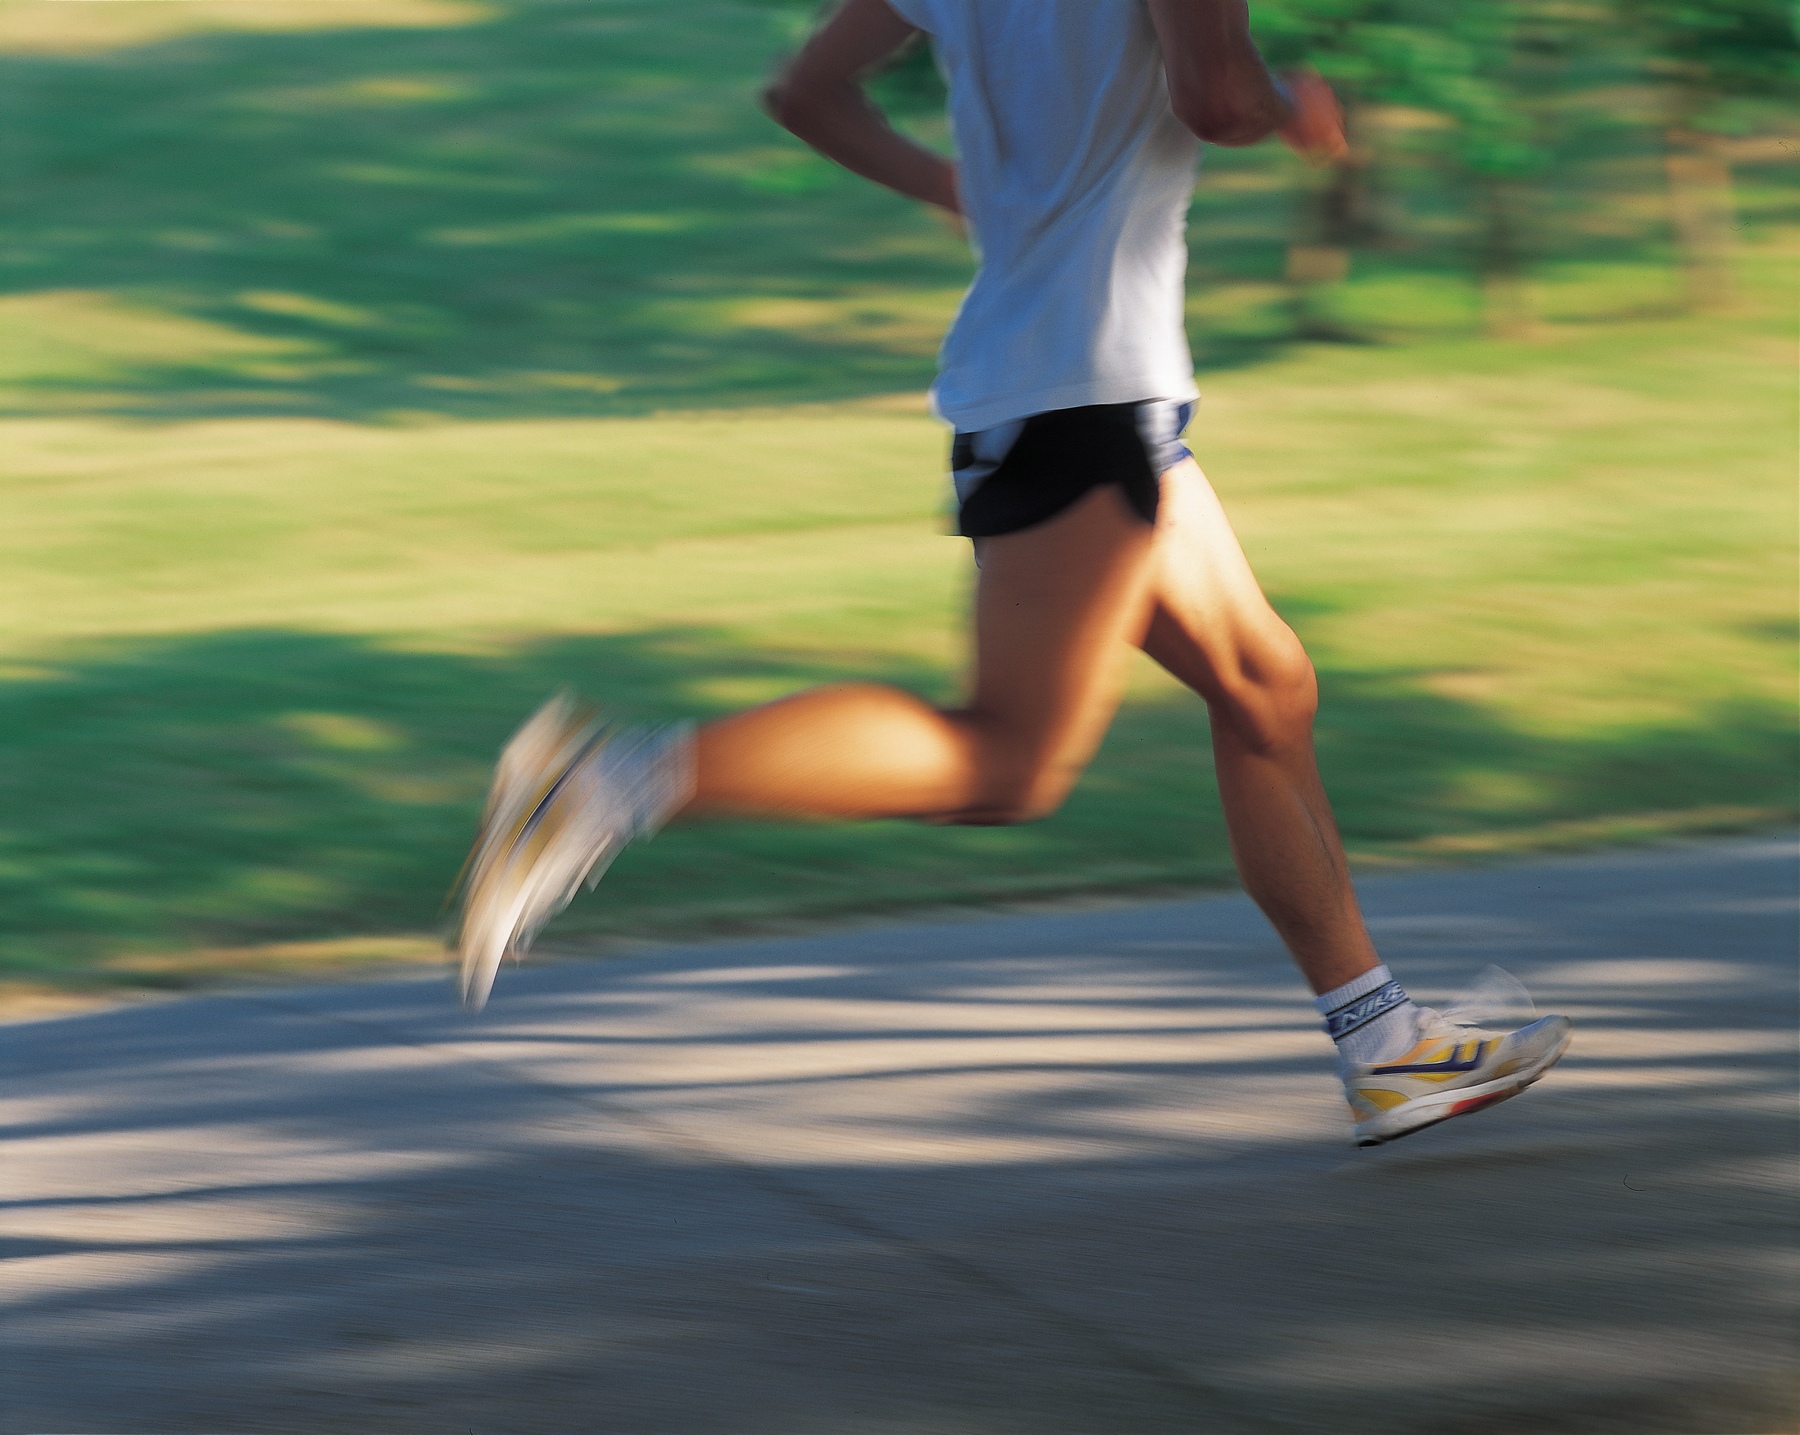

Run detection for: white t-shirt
[[883, 0, 1201, 433]]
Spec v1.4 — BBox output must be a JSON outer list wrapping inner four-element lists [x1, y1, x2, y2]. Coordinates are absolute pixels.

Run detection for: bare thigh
[[1134, 461, 1376, 991], [1139, 460, 1316, 748], [691, 481, 1159, 823], [953, 481, 1161, 822]]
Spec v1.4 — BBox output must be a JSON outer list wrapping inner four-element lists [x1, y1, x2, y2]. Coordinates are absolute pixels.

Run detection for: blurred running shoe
[[1344, 1009, 1573, 1147], [453, 693, 693, 1011]]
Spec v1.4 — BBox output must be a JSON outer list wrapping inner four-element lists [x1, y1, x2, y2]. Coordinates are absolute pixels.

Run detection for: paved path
[[4, 836, 1796, 1435]]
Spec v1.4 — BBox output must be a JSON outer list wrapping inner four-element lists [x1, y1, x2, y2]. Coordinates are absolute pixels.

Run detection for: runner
[[452, 0, 1572, 1146]]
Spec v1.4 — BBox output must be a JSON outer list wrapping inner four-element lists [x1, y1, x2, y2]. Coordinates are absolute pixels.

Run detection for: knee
[[948, 762, 1076, 826], [1216, 626, 1318, 755]]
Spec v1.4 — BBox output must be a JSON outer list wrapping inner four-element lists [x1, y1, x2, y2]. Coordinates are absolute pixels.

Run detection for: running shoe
[[1344, 1010, 1573, 1147], [453, 694, 692, 1011]]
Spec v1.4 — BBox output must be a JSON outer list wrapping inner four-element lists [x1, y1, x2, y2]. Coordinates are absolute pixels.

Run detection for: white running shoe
[[453, 693, 693, 1012], [1344, 1009, 1573, 1147]]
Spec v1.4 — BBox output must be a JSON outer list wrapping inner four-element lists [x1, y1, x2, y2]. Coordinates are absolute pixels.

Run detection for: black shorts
[[951, 399, 1195, 539]]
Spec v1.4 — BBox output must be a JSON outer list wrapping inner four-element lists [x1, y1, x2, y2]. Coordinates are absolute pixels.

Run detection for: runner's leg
[[689, 482, 1160, 824], [1139, 459, 1382, 995]]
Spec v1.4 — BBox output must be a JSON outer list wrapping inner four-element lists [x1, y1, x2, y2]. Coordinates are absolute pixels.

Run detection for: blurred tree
[[1390, 0, 1568, 337], [1613, 0, 1800, 308], [1253, 0, 1576, 337], [1252, 0, 1404, 337]]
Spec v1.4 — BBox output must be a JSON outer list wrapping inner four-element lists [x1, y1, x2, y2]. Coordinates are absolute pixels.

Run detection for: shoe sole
[[457, 724, 623, 1011], [454, 707, 599, 1011], [1355, 1020, 1574, 1147], [457, 880, 531, 1011], [456, 788, 575, 1012]]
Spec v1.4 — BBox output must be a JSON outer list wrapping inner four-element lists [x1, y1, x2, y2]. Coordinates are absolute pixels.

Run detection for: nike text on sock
[[1316, 964, 1421, 1066]]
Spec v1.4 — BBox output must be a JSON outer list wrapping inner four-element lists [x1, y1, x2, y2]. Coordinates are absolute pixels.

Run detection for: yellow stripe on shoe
[[1346, 1014, 1574, 1147]]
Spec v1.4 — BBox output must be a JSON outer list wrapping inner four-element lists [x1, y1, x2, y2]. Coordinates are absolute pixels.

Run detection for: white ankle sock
[[1316, 964, 1421, 1065], [612, 721, 697, 838]]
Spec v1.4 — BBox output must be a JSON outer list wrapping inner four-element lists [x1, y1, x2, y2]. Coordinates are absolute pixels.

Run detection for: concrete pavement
[[3, 835, 1796, 1434]]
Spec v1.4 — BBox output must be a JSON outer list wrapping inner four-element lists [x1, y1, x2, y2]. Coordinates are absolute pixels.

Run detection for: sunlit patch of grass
[[0, 290, 321, 390], [102, 933, 450, 989], [426, 211, 707, 246], [1353, 805, 1792, 867], [278, 712, 408, 752], [1332, 273, 1486, 337], [0, 0, 493, 56], [239, 74, 477, 112], [1532, 262, 1683, 321]]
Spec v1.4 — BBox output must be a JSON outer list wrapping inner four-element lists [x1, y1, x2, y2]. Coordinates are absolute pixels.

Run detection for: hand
[[1277, 69, 1348, 165]]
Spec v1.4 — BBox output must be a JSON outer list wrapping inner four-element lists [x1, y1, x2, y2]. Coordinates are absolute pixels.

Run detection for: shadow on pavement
[[2, 837, 1795, 1433]]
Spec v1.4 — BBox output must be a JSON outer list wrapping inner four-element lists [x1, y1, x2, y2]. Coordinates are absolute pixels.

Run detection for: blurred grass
[[0, 0, 1794, 997], [0, 0, 967, 418]]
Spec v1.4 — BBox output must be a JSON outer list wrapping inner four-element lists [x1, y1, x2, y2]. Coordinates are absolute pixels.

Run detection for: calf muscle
[[1137, 461, 1378, 993]]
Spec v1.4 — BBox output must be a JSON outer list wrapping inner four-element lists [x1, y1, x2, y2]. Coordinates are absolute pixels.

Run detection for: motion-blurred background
[[1, 0, 1793, 1011]]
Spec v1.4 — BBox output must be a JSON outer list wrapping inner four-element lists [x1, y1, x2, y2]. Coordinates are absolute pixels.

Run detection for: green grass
[[0, 0, 1794, 996]]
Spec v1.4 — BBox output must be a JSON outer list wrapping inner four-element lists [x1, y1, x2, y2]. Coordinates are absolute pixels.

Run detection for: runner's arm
[[1146, 0, 1346, 160], [763, 0, 961, 214]]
